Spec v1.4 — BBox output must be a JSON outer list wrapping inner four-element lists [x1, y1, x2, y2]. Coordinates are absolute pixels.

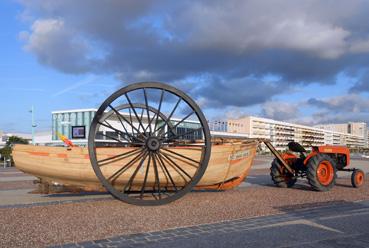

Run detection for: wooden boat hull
[[13, 141, 257, 192]]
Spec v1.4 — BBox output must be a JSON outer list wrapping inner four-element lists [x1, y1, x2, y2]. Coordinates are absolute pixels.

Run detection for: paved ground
[[0, 156, 368, 247], [0, 167, 111, 206], [54, 200, 369, 248]]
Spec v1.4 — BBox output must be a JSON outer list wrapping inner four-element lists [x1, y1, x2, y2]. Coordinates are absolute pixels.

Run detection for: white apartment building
[[315, 122, 368, 148], [227, 116, 366, 151]]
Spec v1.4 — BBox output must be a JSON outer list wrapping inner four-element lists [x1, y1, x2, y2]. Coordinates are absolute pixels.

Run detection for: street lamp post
[[30, 106, 37, 145]]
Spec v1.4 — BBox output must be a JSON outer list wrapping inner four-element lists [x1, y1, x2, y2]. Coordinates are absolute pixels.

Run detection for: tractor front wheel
[[307, 154, 337, 192], [351, 169, 365, 188], [270, 159, 297, 188]]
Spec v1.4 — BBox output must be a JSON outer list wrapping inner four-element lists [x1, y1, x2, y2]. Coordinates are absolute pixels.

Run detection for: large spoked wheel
[[88, 82, 211, 206]]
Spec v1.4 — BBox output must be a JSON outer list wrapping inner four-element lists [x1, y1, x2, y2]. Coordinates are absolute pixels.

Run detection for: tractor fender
[[317, 146, 350, 166], [303, 151, 319, 165], [281, 152, 298, 161], [303, 146, 351, 167]]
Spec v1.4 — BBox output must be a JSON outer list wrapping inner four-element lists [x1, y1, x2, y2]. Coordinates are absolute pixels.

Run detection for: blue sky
[[1, 0, 369, 133], [0, 1, 120, 133]]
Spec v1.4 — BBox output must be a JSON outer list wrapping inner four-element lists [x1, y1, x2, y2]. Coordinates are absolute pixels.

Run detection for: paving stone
[[62, 243, 79, 248], [80, 243, 102, 248], [72, 201, 369, 248], [108, 237, 124, 242], [77, 241, 97, 247], [94, 239, 109, 244], [356, 233, 369, 243], [106, 242, 121, 247]]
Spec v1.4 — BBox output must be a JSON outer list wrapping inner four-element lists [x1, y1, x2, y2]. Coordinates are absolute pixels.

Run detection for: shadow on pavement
[[45, 191, 110, 198], [275, 200, 368, 220]]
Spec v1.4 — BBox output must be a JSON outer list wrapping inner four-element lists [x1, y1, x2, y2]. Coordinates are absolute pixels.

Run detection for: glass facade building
[[52, 109, 96, 141], [51, 109, 203, 143]]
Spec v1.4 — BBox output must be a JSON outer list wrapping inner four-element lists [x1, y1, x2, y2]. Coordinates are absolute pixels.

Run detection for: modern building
[[315, 122, 368, 148], [51, 109, 203, 146], [208, 120, 228, 132], [52, 109, 96, 143], [225, 116, 367, 151], [46, 109, 369, 150]]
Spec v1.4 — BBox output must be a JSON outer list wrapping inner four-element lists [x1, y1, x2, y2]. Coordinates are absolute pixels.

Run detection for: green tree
[[6, 136, 29, 146], [0, 136, 29, 166]]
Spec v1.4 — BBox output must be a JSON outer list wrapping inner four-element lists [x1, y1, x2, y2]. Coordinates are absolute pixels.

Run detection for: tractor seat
[[288, 142, 306, 153]]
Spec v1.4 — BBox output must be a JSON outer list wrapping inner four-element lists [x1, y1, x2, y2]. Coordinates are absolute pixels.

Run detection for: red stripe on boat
[[29, 151, 49, 156], [57, 153, 68, 158]]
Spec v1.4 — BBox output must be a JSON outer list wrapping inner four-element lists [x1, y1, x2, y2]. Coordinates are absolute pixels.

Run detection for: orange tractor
[[266, 141, 365, 191]]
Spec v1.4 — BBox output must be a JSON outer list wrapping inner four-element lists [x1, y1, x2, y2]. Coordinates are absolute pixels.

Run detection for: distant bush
[[0, 136, 29, 166]]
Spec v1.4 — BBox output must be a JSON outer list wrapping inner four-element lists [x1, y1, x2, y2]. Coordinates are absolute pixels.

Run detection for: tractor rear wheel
[[307, 154, 337, 192], [270, 158, 296, 188], [351, 169, 365, 188]]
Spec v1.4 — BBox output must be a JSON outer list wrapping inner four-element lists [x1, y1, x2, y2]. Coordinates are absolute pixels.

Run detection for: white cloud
[[15, 0, 369, 121], [178, 2, 350, 59], [21, 19, 93, 73], [261, 101, 300, 121]]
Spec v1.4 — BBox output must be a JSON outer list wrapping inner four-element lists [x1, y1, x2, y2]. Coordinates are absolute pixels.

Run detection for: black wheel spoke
[[154, 153, 169, 188], [97, 121, 125, 139], [162, 127, 203, 143], [157, 152, 187, 183], [143, 88, 153, 134], [153, 97, 181, 134], [108, 104, 132, 142], [98, 148, 142, 165], [161, 153, 192, 180], [98, 120, 144, 143], [160, 111, 195, 139], [124, 151, 148, 193], [161, 150, 199, 169], [140, 154, 151, 198], [128, 108, 133, 132], [99, 132, 129, 144], [139, 108, 145, 133], [107, 150, 145, 182], [152, 153, 161, 198], [161, 148, 200, 166], [165, 143, 205, 149], [125, 93, 147, 134], [144, 89, 165, 135], [153, 90, 164, 133], [106, 106, 144, 142], [89, 82, 211, 206], [155, 153, 178, 191]]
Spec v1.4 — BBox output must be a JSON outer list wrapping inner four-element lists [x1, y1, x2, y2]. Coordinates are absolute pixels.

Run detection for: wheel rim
[[88, 82, 211, 206], [317, 161, 334, 186], [355, 171, 364, 186]]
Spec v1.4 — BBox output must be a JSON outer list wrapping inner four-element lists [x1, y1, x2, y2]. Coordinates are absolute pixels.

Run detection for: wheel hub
[[317, 162, 334, 186], [356, 173, 364, 184], [146, 136, 161, 151]]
